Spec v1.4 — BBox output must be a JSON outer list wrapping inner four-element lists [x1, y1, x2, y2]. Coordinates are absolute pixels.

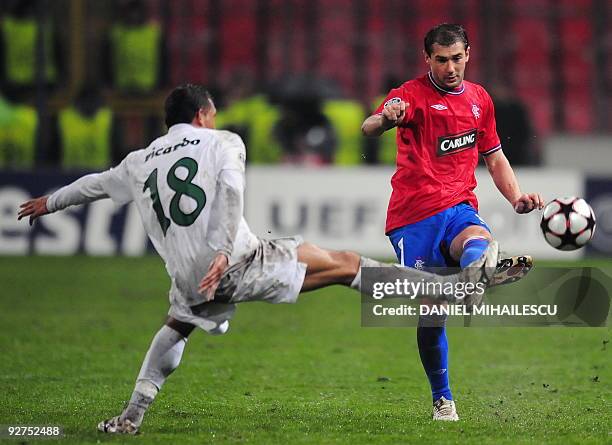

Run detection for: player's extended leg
[[418, 224, 492, 421], [388, 209, 491, 422], [296, 241, 496, 297], [297, 242, 361, 291], [414, 225, 492, 422], [98, 317, 195, 434]]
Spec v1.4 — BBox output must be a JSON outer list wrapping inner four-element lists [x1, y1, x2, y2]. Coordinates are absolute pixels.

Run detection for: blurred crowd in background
[[0, 0, 609, 171]]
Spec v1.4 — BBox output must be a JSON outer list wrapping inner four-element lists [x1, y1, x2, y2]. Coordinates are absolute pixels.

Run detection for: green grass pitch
[[0, 256, 610, 444]]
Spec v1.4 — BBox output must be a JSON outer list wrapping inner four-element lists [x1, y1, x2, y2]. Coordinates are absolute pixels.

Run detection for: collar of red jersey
[[427, 71, 465, 95]]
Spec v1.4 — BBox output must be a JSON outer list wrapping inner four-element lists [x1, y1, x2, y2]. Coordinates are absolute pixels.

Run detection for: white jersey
[[48, 124, 259, 308]]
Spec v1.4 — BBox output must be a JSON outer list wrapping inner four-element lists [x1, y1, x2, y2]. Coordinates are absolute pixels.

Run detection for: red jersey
[[375, 72, 502, 234]]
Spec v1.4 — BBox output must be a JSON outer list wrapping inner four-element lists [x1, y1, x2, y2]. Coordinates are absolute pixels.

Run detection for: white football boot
[[432, 396, 459, 421], [97, 415, 139, 435]]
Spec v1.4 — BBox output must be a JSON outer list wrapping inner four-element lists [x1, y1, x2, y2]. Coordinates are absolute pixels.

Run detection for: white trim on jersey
[[427, 71, 465, 95], [481, 144, 502, 157]]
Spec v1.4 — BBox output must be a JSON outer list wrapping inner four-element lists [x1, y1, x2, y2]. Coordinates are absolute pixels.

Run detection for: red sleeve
[[478, 90, 502, 156], [373, 86, 414, 125]]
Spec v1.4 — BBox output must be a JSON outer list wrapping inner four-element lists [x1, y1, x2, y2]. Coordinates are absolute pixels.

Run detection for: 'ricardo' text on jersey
[[375, 73, 502, 233]]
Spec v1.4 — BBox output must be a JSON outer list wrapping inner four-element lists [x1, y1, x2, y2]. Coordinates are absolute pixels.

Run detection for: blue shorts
[[388, 203, 490, 269]]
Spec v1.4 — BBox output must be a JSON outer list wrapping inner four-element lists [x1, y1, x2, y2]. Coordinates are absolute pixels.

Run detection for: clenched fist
[[382, 98, 408, 129], [513, 193, 545, 214]]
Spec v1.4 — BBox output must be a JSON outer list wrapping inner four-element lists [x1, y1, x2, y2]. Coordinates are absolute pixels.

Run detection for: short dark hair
[[424, 23, 469, 56], [164, 84, 212, 128]]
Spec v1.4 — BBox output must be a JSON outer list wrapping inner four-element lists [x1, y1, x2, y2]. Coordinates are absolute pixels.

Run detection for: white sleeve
[[205, 169, 244, 257], [46, 159, 133, 212], [216, 132, 246, 173]]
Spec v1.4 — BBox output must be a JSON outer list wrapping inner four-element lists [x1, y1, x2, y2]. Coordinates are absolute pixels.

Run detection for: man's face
[[425, 42, 470, 90]]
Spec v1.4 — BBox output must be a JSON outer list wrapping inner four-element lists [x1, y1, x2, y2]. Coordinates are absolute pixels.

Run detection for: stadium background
[[1, 0, 611, 259], [0, 1, 610, 444]]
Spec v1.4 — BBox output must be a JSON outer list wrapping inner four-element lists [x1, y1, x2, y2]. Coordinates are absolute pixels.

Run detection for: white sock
[[121, 325, 187, 426], [350, 257, 389, 290]]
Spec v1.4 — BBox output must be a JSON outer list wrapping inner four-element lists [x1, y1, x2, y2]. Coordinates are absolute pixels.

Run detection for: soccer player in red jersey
[[362, 23, 544, 421]]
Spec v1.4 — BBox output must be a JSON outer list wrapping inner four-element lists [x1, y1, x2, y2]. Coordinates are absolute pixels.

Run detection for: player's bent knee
[[456, 226, 492, 241], [451, 226, 493, 259]]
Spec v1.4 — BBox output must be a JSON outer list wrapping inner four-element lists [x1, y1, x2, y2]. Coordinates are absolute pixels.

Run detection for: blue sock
[[459, 238, 489, 269], [417, 325, 451, 402], [416, 239, 488, 403]]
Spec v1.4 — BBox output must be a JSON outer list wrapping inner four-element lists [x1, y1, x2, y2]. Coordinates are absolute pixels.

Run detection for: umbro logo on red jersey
[[430, 104, 448, 111]]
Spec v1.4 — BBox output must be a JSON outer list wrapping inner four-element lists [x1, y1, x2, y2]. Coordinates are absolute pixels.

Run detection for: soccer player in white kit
[[18, 84, 498, 434]]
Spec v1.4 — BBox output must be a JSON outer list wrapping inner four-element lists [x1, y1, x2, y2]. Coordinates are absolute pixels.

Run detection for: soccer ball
[[540, 197, 596, 250]]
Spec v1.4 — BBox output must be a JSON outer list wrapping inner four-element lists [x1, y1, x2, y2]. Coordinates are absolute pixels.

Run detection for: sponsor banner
[[0, 168, 587, 258], [0, 171, 150, 256], [586, 177, 612, 255]]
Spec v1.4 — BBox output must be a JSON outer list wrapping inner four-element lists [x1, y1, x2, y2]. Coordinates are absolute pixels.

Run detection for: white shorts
[[168, 236, 307, 334]]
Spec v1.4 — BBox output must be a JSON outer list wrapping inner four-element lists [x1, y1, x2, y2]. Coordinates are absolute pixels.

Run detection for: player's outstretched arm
[[17, 163, 132, 226], [361, 100, 408, 137], [483, 150, 544, 214]]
